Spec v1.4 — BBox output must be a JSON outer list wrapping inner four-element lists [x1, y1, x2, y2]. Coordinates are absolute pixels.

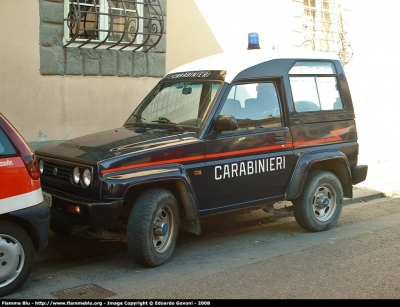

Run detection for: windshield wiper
[[132, 114, 148, 129], [151, 117, 185, 132]]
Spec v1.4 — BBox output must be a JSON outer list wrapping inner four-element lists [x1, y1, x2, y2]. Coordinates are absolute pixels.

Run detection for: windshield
[[125, 81, 222, 129]]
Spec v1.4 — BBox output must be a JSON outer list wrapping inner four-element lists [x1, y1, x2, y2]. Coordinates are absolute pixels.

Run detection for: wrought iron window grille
[[64, 0, 164, 51], [300, 0, 353, 65]]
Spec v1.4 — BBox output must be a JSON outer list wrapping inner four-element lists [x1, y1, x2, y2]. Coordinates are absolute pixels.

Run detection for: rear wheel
[[293, 170, 343, 232], [127, 188, 180, 267], [0, 221, 34, 297]]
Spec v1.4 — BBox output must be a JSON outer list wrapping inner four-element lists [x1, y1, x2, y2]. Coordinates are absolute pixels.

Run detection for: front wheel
[[127, 188, 180, 267], [0, 221, 34, 297], [293, 170, 343, 232]]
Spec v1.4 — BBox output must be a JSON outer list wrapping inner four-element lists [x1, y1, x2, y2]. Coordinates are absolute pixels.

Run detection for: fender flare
[[102, 164, 201, 235], [285, 150, 352, 200]]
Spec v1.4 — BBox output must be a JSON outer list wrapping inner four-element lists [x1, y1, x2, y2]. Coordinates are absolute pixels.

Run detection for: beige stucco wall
[[0, 0, 160, 144]]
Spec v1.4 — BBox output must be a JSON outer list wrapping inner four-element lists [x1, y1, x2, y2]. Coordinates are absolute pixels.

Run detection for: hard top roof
[[168, 48, 340, 83]]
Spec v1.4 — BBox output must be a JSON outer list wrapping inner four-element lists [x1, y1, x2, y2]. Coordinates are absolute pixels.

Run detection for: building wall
[[166, 0, 357, 72], [166, 0, 295, 72], [341, 0, 400, 162], [0, 0, 166, 150]]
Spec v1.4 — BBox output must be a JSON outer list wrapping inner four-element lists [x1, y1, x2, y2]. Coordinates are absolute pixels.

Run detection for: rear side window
[[0, 128, 16, 156], [289, 61, 343, 112]]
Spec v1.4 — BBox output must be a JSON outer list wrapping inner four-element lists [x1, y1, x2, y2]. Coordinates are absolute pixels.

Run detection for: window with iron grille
[[64, 0, 164, 51], [300, 0, 353, 65]]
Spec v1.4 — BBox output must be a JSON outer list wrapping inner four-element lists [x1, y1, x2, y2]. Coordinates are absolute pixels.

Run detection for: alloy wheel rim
[[0, 234, 25, 287], [312, 183, 337, 221], [152, 205, 174, 254]]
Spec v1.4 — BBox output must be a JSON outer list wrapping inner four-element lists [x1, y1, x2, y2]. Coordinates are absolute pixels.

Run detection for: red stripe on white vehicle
[[0, 156, 41, 199], [0, 187, 44, 215]]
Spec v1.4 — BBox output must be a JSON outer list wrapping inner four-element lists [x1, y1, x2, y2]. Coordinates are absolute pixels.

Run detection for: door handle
[[275, 136, 284, 142]]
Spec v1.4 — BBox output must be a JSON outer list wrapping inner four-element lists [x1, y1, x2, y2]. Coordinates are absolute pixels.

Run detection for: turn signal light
[[67, 205, 81, 214]]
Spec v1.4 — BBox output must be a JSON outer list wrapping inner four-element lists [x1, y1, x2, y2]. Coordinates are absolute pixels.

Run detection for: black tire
[[293, 170, 343, 232], [127, 188, 180, 267], [0, 221, 34, 297]]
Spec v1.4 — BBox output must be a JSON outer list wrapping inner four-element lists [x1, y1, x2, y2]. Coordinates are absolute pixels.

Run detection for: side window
[[0, 128, 16, 156], [219, 82, 282, 131], [289, 61, 343, 112]]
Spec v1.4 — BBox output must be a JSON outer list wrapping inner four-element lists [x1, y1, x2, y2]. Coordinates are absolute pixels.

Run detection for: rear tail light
[[0, 115, 40, 180], [25, 156, 41, 180]]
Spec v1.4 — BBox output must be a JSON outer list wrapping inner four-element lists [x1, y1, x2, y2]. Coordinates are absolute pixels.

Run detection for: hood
[[35, 126, 196, 163]]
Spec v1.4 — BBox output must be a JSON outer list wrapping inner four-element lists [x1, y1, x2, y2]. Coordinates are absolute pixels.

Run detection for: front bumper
[[43, 187, 124, 230]]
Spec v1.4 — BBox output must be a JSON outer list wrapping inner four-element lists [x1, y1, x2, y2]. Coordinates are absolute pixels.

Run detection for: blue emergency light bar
[[247, 32, 261, 50]]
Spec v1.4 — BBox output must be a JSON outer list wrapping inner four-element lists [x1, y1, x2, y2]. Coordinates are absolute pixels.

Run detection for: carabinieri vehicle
[[35, 34, 368, 268]]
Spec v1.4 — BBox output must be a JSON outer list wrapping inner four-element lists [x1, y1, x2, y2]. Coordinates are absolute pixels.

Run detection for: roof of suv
[[168, 48, 340, 83]]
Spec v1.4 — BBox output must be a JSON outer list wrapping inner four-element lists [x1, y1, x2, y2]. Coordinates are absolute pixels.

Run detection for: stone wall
[[39, 0, 167, 77]]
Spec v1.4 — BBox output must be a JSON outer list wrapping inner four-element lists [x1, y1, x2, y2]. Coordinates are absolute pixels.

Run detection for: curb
[[344, 187, 387, 206]]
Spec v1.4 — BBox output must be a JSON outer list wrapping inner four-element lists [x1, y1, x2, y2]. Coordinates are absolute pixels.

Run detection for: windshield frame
[[124, 70, 226, 132]]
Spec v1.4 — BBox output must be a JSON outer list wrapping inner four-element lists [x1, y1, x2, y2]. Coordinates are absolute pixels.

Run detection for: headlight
[[82, 168, 91, 187], [39, 160, 44, 174], [73, 167, 80, 184]]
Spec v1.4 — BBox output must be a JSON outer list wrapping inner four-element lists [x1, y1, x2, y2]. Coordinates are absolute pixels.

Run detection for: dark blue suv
[[35, 47, 367, 268]]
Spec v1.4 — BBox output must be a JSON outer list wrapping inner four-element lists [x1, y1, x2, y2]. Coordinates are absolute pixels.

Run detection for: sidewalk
[[344, 186, 386, 205], [356, 151, 400, 199]]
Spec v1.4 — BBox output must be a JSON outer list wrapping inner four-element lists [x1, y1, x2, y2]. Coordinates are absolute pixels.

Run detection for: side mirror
[[214, 115, 238, 132]]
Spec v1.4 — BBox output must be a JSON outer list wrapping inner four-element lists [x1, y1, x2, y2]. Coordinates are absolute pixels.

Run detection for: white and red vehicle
[[0, 112, 50, 297]]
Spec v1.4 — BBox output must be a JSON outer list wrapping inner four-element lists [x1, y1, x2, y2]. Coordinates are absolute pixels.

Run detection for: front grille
[[37, 156, 95, 198], [42, 160, 73, 184]]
